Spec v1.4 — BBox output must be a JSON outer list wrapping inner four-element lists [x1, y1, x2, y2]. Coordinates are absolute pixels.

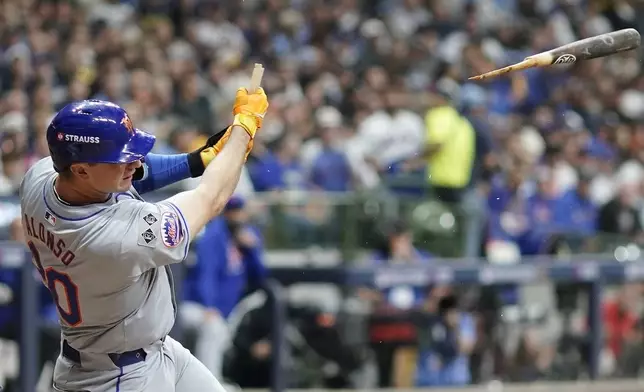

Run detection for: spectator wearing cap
[[181, 195, 267, 382], [305, 106, 353, 192], [554, 169, 598, 238], [518, 167, 563, 255]]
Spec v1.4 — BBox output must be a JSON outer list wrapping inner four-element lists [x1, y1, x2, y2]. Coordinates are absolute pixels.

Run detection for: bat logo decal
[[553, 54, 577, 65]]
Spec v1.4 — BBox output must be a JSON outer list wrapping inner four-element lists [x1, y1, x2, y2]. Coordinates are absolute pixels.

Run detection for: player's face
[[85, 161, 141, 193]]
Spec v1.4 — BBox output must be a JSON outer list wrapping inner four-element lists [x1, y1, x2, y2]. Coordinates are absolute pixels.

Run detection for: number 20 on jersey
[[27, 241, 82, 327]]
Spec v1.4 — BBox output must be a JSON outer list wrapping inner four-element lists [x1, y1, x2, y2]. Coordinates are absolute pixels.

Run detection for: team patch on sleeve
[[161, 211, 184, 248]]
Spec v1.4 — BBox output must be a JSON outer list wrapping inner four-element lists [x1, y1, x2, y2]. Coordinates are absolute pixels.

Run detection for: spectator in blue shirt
[[555, 170, 597, 237], [182, 195, 267, 382], [310, 131, 352, 192], [486, 168, 531, 245], [247, 142, 285, 192], [519, 168, 562, 255], [274, 134, 307, 191], [416, 294, 476, 387], [366, 220, 433, 309]]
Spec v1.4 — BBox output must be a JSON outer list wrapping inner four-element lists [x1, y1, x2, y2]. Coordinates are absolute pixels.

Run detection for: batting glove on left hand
[[186, 127, 232, 177]]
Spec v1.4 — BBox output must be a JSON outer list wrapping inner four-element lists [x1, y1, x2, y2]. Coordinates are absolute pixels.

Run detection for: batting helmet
[[47, 100, 156, 172]]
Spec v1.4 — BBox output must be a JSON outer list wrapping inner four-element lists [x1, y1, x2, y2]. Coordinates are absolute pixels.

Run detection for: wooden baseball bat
[[249, 63, 264, 93], [469, 28, 641, 81]]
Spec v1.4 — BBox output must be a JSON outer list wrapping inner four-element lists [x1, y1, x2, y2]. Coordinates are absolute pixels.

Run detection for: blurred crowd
[[0, 0, 643, 257], [1, 0, 644, 389]]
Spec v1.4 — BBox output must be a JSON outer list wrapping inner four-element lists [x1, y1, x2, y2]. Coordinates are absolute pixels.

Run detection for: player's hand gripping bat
[[240, 63, 265, 157], [469, 28, 641, 81], [180, 63, 266, 176]]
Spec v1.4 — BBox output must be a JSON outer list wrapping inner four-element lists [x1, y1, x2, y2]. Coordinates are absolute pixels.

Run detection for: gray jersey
[[19, 157, 191, 354]]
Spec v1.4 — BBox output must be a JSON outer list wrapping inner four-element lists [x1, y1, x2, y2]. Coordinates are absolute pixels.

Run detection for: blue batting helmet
[[46, 100, 156, 172]]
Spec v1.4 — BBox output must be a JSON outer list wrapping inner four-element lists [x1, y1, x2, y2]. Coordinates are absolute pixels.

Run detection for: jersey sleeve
[[98, 200, 191, 276]]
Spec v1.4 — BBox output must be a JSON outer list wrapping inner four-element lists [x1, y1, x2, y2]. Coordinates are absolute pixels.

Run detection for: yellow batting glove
[[187, 127, 235, 176], [232, 87, 269, 139], [189, 126, 254, 174], [211, 129, 254, 161]]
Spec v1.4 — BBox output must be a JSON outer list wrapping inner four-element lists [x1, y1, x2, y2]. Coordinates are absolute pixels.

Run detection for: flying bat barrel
[[469, 28, 641, 81], [549, 27, 641, 62]]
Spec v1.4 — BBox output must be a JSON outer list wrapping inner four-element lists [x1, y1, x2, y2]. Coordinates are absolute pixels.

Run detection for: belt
[[62, 339, 147, 367]]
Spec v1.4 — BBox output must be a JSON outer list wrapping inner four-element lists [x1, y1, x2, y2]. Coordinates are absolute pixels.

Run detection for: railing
[[0, 191, 638, 260], [132, 189, 480, 258], [269, 255, 644, 384], [147, 188, 636, 260]]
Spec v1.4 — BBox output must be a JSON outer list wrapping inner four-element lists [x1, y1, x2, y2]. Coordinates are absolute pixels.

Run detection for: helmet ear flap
[[132, 163, 146, 181]]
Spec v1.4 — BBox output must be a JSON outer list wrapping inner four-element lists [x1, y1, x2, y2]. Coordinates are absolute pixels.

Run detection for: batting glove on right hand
[[232, 87, 269, 139]]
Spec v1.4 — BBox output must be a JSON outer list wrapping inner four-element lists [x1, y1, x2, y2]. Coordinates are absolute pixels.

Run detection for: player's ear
[[69, 163, 90, 179]]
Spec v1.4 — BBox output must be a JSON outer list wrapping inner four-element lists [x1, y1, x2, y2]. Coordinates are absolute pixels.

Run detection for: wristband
[[187, 150, 207, 177]]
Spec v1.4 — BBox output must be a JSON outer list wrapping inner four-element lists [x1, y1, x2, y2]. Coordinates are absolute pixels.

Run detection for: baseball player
[[18, 86, 269, 392]]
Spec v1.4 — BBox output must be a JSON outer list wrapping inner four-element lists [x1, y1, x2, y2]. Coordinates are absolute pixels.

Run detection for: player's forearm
[[166, 126, 250, 237], [197, 126, 250, 218]]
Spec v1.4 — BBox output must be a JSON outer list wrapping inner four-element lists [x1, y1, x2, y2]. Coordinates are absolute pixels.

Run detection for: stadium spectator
[[305, 106, 353, 192], [345, 80, 424, 189], [415, 294, 476, 387], [598, 181, 643, 241], [556, 169, 598, 238], [602, 284, 641, 362], [407, 82, 476, 204], [359, 220, 432, 387]]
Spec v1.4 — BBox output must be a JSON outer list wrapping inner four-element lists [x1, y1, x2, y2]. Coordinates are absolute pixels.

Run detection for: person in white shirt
[[346, 89, 424, 189]]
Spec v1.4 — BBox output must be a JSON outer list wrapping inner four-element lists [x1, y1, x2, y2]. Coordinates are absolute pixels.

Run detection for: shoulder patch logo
[[141, 228, 156, 244], [143, 213, 158, 226], [161, 211, 183, 248]]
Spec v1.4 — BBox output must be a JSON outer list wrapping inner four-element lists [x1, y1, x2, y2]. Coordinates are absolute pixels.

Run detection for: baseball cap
[[225, 195, 245, 211], [0, 111, 27, 133], [316, 106, 342, 128]]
